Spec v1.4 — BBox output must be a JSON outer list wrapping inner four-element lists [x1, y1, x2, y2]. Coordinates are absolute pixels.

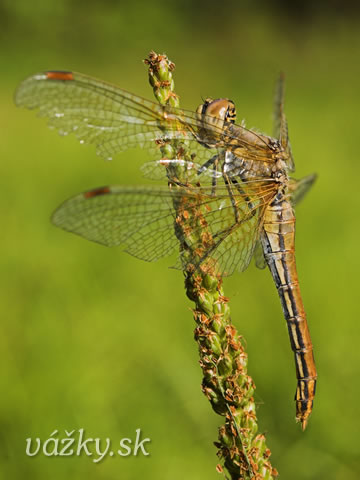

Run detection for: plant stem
[[144, 50, 278, 480]]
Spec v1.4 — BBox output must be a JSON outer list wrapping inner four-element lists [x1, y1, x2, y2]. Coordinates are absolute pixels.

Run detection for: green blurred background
[[1, 1, 359, 478]]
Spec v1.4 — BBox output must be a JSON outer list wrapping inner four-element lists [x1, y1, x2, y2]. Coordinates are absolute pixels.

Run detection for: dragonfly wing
[[15, 71, 284, 169], [253, 239, 267, 269], [14, 70, 233, 169], [273, 73, 285, 141], [52, 185, 179, 261], [199, 180, 277, 275], [273, 73, 295, 171], [198, 203, 263, 276], [52, 182, 276, 276], [289, 174, 317, 206], [14, 71, 210, 162]]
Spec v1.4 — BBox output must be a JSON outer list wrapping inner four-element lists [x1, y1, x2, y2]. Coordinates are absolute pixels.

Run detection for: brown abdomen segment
[[261, 199, 317, 429]]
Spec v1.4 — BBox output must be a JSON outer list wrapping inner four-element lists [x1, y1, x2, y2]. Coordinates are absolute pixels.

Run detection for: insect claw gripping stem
[[145, 51, 278, 480]]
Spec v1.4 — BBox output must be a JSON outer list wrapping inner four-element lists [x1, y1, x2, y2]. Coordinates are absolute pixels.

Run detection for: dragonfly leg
[[210, 156, 221, 196], [223, 174, 241, 224], [197, 153, 219, 175], [230, 176, 255, 212]]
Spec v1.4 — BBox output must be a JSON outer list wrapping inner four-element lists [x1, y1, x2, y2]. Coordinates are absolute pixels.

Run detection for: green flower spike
[[144, 51, 278, 480]]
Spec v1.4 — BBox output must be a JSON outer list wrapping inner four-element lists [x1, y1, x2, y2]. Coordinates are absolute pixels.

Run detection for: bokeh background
[[1, 1, 359, 479]]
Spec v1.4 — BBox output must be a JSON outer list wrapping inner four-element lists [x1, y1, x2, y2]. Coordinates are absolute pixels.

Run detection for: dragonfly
[[15, 70, 317, 429]]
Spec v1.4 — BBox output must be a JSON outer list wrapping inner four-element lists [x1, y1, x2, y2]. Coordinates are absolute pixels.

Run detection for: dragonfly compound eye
[[196, 98, 237, 147]]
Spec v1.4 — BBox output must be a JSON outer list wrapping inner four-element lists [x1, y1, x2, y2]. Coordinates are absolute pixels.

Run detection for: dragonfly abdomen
[[261, 199, 317, 429]]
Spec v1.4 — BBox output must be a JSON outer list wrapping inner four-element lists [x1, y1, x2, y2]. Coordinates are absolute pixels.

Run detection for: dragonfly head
[[196, 98, 236, 146], [197, 98, 236, 124]]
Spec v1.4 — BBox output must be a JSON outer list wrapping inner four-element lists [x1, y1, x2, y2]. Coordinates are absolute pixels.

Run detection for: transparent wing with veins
[[15, 71, 277, 170], [273, 73, 294, 171], [52, 181, 277, 276]]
